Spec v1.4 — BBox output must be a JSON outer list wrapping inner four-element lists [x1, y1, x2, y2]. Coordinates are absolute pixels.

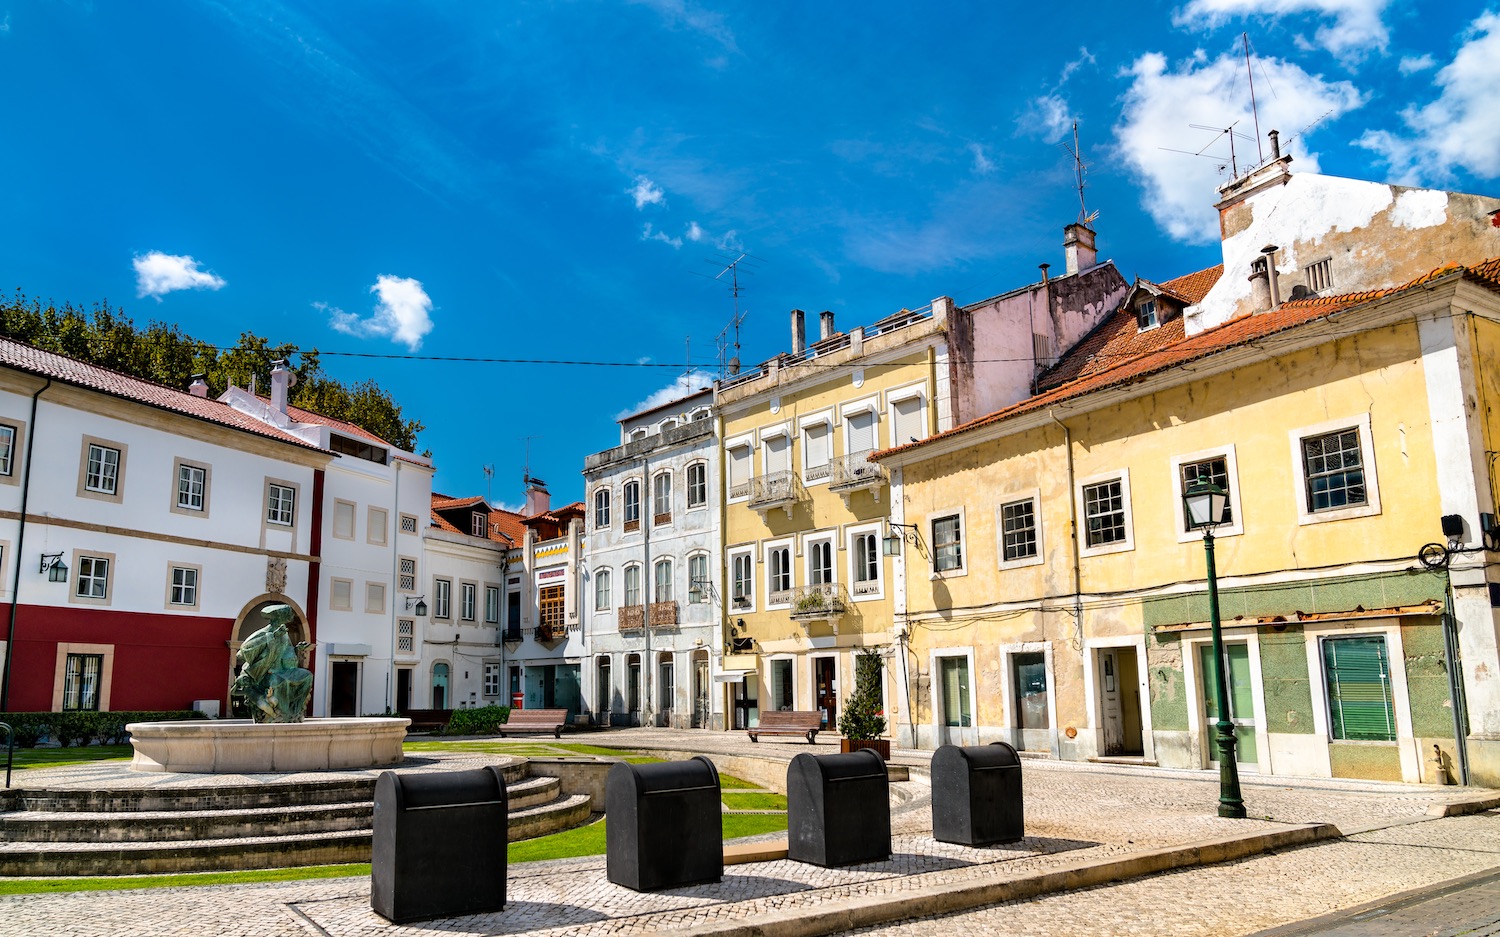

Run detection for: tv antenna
[[520, 436, 545, 488], [483, 464, 494, 502], [1059, 121, 1099, 226], [694, 251, 763, 379], [1159, 120, 1256, 178], [1243, 33, 1265, 166]]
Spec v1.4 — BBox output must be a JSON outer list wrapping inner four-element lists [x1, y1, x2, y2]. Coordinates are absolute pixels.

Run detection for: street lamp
[[1182, 478, 1247, 819]]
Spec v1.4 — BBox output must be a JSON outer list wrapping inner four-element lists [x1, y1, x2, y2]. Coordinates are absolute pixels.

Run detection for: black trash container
[[786, 748, 890, 867], [606, 755, 723, 891], [371, 765, 509, 923], [931, 741, 1024, 846]]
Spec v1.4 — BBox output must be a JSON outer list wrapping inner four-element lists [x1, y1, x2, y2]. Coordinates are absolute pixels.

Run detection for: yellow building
[[877, 161, 1500, 785]]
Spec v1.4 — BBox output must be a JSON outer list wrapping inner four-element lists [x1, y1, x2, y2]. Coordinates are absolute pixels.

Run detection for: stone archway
[[227, 595, 311, 716]]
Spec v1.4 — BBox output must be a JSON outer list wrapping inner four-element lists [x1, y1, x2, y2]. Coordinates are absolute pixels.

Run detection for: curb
[[656, 823, 1341, 937], [1426, 793, 1500, 818]]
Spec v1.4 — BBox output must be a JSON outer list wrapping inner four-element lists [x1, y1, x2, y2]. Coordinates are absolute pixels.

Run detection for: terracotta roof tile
[[283, 402, 393, 447], [0, 337, 325, 452]]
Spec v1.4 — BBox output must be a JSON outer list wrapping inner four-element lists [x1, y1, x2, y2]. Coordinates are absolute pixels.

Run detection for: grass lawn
[[721, 792, 787, 811], [6, 745, 134, 770], [402, 740, 662, 763], [0, 864, 371, 896], [718, 774, 763, 790]]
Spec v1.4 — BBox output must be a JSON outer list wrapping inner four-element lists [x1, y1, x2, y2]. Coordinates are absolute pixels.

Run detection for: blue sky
[[3, 2, 1498, 507]]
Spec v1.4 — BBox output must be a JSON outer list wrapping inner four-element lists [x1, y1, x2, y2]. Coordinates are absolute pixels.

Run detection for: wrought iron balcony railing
[[788, 582, 848, 622], [747, 470, 801, 515], [618, 604, 645, 633], [828, 450, 888, 500]]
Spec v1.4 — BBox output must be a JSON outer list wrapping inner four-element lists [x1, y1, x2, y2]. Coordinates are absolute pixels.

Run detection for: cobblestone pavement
[[0, 729, 1495, 937], [1250, 865, 1500, 937]]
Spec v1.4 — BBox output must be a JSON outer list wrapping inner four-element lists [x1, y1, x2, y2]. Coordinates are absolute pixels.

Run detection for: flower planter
[[839, 737, 891, 761]]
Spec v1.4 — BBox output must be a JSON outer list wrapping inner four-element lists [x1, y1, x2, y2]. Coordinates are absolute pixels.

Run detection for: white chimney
[[270, 359, 297, 414], [524, 476, 551, 516], [790, 309, 807, 356], [1063, 223, 1097, 276], [188, 374, 209, 398], [819, 310, 835, 341]]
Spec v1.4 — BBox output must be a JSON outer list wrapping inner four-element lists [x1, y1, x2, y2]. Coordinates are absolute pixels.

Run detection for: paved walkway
[[0, 728, 1495, 937]]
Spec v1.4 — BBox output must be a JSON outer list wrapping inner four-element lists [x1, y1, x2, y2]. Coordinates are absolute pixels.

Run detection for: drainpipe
[[1, 379, 50, 712], [1048, 409, 1080, 761], [641, 450, 653, 727], [1442, 580, 1471, 785], [385, 459, 403, 714]]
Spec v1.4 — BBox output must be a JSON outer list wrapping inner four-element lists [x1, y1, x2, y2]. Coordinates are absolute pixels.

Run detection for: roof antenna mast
[[1060, 121, 1099, 226], [707, 252, 753, 379], [1244, 33, 1265, 165]]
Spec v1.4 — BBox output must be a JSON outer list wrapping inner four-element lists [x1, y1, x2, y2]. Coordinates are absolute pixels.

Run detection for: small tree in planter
[[838, 648, 890, 759]]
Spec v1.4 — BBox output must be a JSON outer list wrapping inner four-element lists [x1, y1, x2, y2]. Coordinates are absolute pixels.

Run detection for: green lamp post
[[1182, 478, 1247, 819]]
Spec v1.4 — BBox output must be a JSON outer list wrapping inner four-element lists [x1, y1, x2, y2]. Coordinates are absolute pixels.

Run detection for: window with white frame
[[1322, 635, 1396, 741], [851, 530, 879, 595], [433, 578, 452, 619], [76, 554, 110, 600], [169, 565, 198, 606], [1082, 476, 1130, 549], [1000, 497, 1039, 563], [485, 585, 501, 623], [763, 431, 790, 474], [483, 662, 501, 697], [624, 564, 641, 606], [471, 513, 488, 537], [0, 423, 15, 476], [461, 582, 476, 621], [807, 536, 834, 585], [1179, 456, 1233, 529], [84, 442, 121, 495], [890, 392, 925, 446], [1136, 298, 1158, 331], [932, 513, 964, 572], [1302, 428, 1367, 513], [594, 487, 611, 527], [688, 554, 709, 602], [653, 471, 672, 524], [175, 461, 207, 512], [595, 568, 612, 611], [727, 444, 751, 497], [730, 551, 754, 609], [686, 462, 707, 508], [623, 480, 641, 529], [768, 543, 792, 602], [846, 408, 877, 455], [654, 558, 673, 603], [267, 483, 296, 526], [802, 420, 831, 481]]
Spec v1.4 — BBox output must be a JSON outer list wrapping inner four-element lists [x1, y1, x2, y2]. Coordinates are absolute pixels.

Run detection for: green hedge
[[0, 710, 207, 748], [444, 705, 511, 735]]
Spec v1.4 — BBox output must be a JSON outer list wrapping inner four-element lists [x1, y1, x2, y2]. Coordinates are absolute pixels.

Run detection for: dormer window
[[471, 513, 487, 537], [1136, 299, 1158, 332]]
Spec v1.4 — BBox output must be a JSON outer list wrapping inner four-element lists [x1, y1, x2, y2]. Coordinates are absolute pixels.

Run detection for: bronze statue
[[232, 604, 314, 723]]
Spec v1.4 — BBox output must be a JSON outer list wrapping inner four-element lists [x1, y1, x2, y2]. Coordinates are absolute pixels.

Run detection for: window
[[0, 423, 15, 476], [76, 555, 110, 600], [1171, 447, 1245, 542], [594, 487, 611, 528], [333, 500, 356, 539], [763, 431, 790, 474], [1303, 428, 1366, 513], [1082, 476, 1131, 550], [1013, 652, 1049, 730], [687, 462, 707, 508], [890, 393, 924, 446], [62, 654, 103, 711], [400, 513, 419, 534], [505, 591, 522, 640], [433, 578, 452, 619], [1000, 498, 1039, 563], [330, 433, 388, 464], [485, 585, 501, 624], [461, 582, 476, 621], [169, 566, 198, 606], [730, 552, 754, 609], [623, 480, 641, 530], [768, 544, 792, 601], [398, 557, 416, 592], [595, 568, 612, 611], [940, 656, 972, 727], [771, 658, 795, 710], [84, 442, 121, 495], [808, 537, 833, 584], [1136, 299, 1158, 331], [175, 461, 207, 512], [398, 619, 414, 653], [727, 444, 751, 497], [1322, 635, 1395, 741], [366, 581, 386, 613], [471, 513, 487, 537], [539, 585, 565, 630], [932, 514, 964, 572], [851, 530, 879, 595], [654, 558, 673, 603], [368, 507, 388, 545], [331, 578, 353, 610], [1306, 257, 1334, 292], [688, 554, 709, 603], [624, 565, 641, 606], [483, 662, 501, 697], [267, 483, 296, 526], [653, 472, 672, 525], [1179, 457, 1233, 530], [802, 421, 831, 481], [846, 408, 877, 455]]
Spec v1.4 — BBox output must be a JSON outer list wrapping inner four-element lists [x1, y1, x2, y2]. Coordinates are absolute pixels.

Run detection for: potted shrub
[[838, 648, 890, 760]]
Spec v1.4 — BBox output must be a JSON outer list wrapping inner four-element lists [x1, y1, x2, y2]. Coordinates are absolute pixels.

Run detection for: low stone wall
[[524, 757, 618, 806], [126, 717, 410, 773]]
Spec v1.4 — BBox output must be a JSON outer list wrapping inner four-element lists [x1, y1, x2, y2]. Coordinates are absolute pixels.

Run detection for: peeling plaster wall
[[1189, 172, 1500, 335]]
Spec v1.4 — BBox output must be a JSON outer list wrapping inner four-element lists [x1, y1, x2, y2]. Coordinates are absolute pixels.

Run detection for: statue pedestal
[[126, 717, 411, 773]]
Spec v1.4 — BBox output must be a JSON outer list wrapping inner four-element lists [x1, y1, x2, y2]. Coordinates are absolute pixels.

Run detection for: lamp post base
[[1216, 722, 1247, 819]]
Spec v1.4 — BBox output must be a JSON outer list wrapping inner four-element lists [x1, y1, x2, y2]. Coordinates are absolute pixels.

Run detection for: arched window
[[432, 662, 450, 710], [654, 558, 673, 603], [623, 480, 641, 531], [595, 567, 612, 611], [624, 564, 642, 606], [652, 471, 672, 524], [593, 487, 611, 528]]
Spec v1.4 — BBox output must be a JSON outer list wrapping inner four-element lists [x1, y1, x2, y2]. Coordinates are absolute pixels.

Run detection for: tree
[[0, 291, 423, 451], [837, 648, 888, 740]]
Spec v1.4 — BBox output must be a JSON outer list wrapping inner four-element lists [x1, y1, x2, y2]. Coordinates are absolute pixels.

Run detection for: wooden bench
[[499, 708, 569, 738], [397, 709, 452, 732], [747, 710, 823, 744]]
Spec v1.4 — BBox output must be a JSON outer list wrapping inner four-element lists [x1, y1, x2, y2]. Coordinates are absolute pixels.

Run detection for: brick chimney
[[269, 359, 297, 414], [1063, 223, 1097, 276], [790, 309, 806, 356], [819, 310, 836, 341], [188, 374, 209, 398]]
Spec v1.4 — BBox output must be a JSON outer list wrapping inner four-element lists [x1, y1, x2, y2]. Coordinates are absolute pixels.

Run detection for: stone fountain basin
[[126, 717, 411, 773]]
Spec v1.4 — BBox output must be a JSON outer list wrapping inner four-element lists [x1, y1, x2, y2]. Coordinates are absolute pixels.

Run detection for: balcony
[[648, 600, 679, 630], [534, 623, 567, 643], [619, 605, 646, 633], [747, 470, 801, 518], [828, 450, 888, 504], [788, 583, 848, 628]]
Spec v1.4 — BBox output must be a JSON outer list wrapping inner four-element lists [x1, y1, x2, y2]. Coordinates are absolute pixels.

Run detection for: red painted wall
[[0, 602, 234, 713]]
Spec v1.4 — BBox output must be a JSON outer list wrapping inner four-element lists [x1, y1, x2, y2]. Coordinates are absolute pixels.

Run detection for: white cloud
[[1175, 0, 1391, 61], [680, 221, 741, 251], [1017, 93, 1074, 141], [1399, 54, 1436, 75], [630, 175, 665, 209], [968, 143, 995, 175], [632, 0, 739, 54], [323, 274, 434, 351], [1058, 46, 1096, 84], [685, 221, 706, 242], [133, 252, 227, 300], [1115, 51, 1365, 244], [641, 223, 682, 248], [1356, 12, 1500, 184], [617, 370, 713, 419]]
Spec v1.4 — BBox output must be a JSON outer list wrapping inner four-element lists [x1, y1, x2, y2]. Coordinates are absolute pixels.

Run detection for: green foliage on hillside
[[0, 291, 423, 450]]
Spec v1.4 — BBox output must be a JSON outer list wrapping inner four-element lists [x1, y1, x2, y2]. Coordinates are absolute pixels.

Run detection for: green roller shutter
[[1323, 636, 1395, 741]]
